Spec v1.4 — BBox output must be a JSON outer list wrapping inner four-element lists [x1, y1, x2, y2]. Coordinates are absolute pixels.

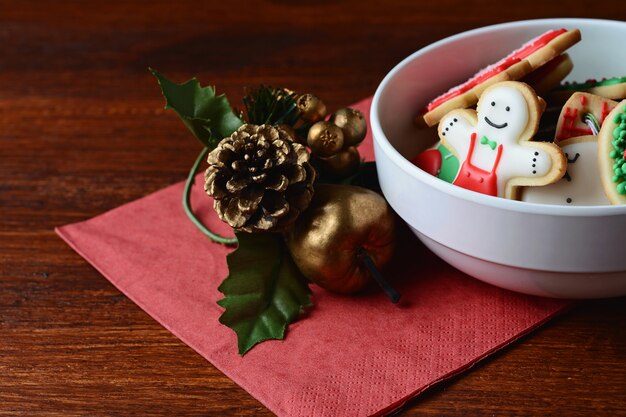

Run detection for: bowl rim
[[370, 18, 626, 218]]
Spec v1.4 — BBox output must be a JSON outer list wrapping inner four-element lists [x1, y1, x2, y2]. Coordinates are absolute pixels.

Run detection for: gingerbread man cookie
[[438, 81, 566, 199], [597, 99, 626, 205], [522, 136, 609, 206], [555, 92, 617, 141], [420, 28, 581, 127]]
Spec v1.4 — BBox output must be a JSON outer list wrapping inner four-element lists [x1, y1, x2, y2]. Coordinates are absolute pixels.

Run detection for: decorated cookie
[[411, 142, 460, 183], [420, 28, 581, 127], [597, 100, 626, 204], [522, 136, 609, 205], [549, 76, 626, 104], [521, 53, 573, 96], [555, 92, 617, 141], [438, 81, 566, 199]]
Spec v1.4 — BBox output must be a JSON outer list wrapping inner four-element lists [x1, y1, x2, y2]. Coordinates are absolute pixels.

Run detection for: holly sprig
[[150, 68, 243, 150], [152, 70, 393, 355]]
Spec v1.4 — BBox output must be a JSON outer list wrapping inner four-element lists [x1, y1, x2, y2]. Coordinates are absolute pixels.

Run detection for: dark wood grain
[[1, 1, 625, 416]]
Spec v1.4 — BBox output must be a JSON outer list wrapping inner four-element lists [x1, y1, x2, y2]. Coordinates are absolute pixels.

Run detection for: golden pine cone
[[204, 124, 316, 233]]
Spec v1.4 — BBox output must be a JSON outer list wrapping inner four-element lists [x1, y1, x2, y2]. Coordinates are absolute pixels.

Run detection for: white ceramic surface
[[370, 19, 626, 298]]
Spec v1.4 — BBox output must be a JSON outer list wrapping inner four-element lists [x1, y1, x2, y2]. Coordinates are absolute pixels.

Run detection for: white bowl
[[370, 18, 626, 299]]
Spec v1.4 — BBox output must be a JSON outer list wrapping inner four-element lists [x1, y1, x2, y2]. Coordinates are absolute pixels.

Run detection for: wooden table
[[1, 1, 625, 415]]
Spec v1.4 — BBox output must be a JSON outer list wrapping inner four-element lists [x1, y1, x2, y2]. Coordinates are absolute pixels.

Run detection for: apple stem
[[357, 247, 400, 304]]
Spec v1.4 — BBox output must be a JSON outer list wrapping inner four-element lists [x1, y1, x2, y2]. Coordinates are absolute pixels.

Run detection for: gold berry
[[330, 108, 367, 147], [307, 121, 344, 157], [297, 94, 327, 124]]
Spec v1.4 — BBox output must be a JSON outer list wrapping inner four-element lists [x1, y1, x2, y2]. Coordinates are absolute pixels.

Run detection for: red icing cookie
[[419, 28, 581, 127]]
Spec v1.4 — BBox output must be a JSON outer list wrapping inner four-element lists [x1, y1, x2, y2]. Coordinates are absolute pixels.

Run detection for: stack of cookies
[[412, 28, 626, 206]]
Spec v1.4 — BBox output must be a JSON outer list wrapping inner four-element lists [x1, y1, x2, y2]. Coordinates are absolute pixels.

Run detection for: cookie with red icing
[[554, 92, 617, 142], [420, 28, 581, 127], [438, 81, 566, 199]]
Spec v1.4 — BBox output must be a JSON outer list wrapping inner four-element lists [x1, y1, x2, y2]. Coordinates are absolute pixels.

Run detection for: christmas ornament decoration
[[153, 70, 398, 355], [285, 184, 397, 297], [330, 107, 367, 147], [205, 124, 315, 233], [307, 121, 345, 157], [297, 93, 327, 124], [307, 107, 369, 180]]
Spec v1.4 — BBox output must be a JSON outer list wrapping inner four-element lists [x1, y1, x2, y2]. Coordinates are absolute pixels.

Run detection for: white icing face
[[476, 86, 529, 144], [522, 138, 610, 206]]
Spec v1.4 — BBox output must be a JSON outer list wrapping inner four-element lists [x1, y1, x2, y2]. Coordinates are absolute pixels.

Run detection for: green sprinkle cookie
[[598, 100, 626, 204]]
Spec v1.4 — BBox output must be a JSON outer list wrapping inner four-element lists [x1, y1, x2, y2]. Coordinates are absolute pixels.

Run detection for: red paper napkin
[[56, 98, 568, 417]]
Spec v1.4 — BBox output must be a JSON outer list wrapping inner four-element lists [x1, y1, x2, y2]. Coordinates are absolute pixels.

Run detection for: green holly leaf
[[150, 68, 244, 149], [218, 232, 313, 355]]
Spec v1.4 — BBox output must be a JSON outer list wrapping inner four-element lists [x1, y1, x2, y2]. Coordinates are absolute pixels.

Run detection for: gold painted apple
[[285, 183, 396, 295]]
